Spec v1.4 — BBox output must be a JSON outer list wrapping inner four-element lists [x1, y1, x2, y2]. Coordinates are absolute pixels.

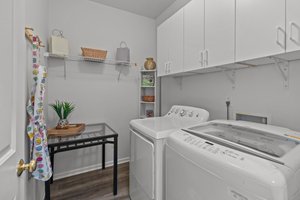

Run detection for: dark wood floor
[[51, 163, 130, 200]]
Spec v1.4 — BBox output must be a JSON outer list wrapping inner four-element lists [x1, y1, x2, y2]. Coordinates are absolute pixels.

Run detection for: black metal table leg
[[45, 148, 53, 200], [102, 139, 106, 169], [45, 179, 50, 200], [113, 135, 118, 195], [50, 149, 54, 184]]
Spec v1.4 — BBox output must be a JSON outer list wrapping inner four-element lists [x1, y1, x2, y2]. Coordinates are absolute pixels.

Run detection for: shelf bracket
[[224, 70, 236, 89], [117, 71, 122, 81], [270, 57, 289, 88], [235, 62, 256, 68], [63, 59, 67, 80]]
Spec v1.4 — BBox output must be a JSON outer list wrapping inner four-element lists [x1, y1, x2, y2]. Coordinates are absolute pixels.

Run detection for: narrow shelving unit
[[139, 69, 159, 118]]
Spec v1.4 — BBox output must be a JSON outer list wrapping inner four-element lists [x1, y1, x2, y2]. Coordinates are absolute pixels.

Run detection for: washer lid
[[130, 117, 202, 139], [186, 121, 300, 158]]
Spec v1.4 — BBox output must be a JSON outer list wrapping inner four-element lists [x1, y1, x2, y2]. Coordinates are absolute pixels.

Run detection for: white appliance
[[166, 120, 300, 200], [129, 105, 209, 200]]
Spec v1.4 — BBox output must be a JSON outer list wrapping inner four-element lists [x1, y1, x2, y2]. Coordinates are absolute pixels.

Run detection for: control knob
[[180, 109, 186, 117]]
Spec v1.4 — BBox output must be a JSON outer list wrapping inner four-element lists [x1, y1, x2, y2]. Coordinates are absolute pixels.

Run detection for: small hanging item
[[49, 29, 69, 56], [25, 27, 45, 48], [116, 41, 130, 64], [27, 35, 52, 181]]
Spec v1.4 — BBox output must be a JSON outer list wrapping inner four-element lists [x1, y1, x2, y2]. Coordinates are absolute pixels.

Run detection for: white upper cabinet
[[286, 0, 300, 52], [183, 0, 205, 72], [205, 0, 235, 67], [236, 0, 286, 62], [157, 8, 184, 77], [157, 20, 169, 77], [184, 0, 234, 71], [168, 9, 184, 75], [157, 0, 300, 77]]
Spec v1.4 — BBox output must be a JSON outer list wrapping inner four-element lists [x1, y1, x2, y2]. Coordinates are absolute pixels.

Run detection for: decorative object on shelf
[[47, 124, 86, 137], [116, 41, 130, 64], [81, 47, 108, 60], [146, 110, 154, 118], [25, 27, 45, 48], [144, 57, 156, 70], [49, 100, 75, 129], [49, 29, 69, 56], [143, 96, 155, 102], [142, 74, 155, 86], [142, 96, 155, 102]]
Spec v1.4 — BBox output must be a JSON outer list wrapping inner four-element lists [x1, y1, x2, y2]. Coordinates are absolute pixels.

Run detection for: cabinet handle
[[205, 50, 208, 66], [200, 51, 204, 67], [290, 22, 300, 45], [276, 26, 286, 49], [165, 63, 168, 74], [168, 62, 171, 73]]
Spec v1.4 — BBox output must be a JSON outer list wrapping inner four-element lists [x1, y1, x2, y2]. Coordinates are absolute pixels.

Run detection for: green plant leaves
[[63, 101, 75, 119], [49, 100, 75, 120]]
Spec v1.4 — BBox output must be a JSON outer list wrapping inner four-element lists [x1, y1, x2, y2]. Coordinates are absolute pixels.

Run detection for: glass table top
[[47, 123, 118, 146]]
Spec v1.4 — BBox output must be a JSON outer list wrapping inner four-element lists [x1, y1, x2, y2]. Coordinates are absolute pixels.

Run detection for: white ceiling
[[90, 0, 177, 19]]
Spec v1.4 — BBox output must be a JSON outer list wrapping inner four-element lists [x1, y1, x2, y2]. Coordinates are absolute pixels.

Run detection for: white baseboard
[[54, 157, 130, 180]]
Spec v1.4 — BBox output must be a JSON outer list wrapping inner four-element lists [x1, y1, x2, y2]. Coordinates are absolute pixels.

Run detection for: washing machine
[[129, 105, 209, 200], [166, 120, 300, 200]]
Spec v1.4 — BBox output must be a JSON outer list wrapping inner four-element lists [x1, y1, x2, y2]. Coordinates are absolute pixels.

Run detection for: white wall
[[25, 0, 49, 199], [47, 0, 156, 178], [156, 0, 191, 25], [162, 61, 300, 131]]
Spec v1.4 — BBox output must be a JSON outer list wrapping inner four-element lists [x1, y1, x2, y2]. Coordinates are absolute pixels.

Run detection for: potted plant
[[49, 100, 75, 129]]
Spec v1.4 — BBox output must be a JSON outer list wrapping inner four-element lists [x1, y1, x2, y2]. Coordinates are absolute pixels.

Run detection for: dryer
[[129, 105, 209, 200], [166, 120, 300, 200]]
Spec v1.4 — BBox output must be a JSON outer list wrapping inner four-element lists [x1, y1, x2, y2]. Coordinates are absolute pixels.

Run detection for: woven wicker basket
[[81, 47, 107, 60], [142, 96, 155, 102]]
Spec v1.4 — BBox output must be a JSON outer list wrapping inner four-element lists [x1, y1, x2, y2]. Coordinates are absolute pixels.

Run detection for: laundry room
[[1, 0, 300, 199]]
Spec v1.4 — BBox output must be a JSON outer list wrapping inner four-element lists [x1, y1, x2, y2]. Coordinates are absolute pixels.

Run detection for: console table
[[45, 123, 118, 200]]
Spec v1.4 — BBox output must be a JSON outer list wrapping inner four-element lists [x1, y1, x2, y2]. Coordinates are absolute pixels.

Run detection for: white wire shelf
[[44, 52, 138, 80], [140, 101, 155, 104], [44, 52, 136, 66]]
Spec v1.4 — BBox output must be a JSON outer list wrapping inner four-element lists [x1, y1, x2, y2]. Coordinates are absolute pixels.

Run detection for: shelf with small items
[[44, 52, 137, 80], [139, 66, 159, 118], [44, 52, 135, 66]]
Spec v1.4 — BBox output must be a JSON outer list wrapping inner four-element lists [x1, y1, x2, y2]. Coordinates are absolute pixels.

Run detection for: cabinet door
[[236, 0, 285, 62], [157, 21, 170, 77], [286, 0, 300, 52], [168, 8, 184, 75], [205, 0, 235, 68], [184, 0, 205, 71]]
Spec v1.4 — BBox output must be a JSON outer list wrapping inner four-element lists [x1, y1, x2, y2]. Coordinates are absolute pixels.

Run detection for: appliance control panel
[[166, 105, 207, 120], [177, 131, 245, 161]]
